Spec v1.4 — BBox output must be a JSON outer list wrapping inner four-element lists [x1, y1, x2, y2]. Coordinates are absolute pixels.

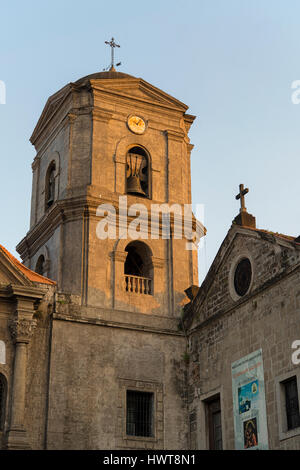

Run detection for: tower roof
[[75, 70, 135, 84], [30, 70, 193, 147]]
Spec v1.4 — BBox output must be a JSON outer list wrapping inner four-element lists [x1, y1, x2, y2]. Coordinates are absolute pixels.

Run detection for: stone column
[[109, 250, 127, 309], [6, 316, 37, 450]]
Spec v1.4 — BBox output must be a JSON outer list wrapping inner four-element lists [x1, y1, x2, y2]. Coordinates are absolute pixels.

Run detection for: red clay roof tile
[[0, 244, 56, 285]]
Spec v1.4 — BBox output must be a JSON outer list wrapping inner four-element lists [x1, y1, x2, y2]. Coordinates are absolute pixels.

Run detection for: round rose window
[[234, 258, 252, 296]]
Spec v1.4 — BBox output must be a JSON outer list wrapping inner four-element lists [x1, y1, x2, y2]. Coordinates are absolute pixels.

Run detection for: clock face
[[127, 115, 146, 134]]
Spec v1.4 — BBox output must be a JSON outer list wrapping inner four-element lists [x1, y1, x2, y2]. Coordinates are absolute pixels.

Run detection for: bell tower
[[17, 70, 200, 316]]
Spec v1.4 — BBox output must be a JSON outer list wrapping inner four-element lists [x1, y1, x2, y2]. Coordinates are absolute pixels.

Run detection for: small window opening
[[126, 390, 154, 438]]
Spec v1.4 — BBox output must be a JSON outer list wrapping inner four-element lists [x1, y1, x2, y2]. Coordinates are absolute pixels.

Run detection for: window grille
[[126, 390, 154, 437], [284, 377, 300, 430]]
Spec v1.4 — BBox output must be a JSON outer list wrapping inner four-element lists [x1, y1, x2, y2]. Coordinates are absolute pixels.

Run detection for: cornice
[[183, 225, 300, 331], [92, 107, 113, 123], [30, 83, 83, 145], [164, 129, 186, 143], [17, 204, 68, 260], [33, 107, 90, 157], [90, 77, 188, 113], [92, 95, 186, 124], [187, 262, 300, 336], [31, 89, 74, 147], [183, 114, 196, 133], [152, 257, 164, 269], [31, 155, 40, 171], [231, 224, 300, 250], [17, 195, 204, 261], [53, 312, 184, 337], [7, 284, 45, 300], [109, 251, 127, 262]]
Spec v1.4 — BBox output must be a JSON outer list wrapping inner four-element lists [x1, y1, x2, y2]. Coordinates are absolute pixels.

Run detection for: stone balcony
[[124, 275, 152, 295]]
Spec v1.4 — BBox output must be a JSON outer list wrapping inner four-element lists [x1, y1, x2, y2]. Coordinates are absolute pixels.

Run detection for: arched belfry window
[[126, 146, 150, 198], [0, 373, 7, 431], [35, 255, 45, 276], [124, 241, 153, 295], [45, 162, 56, 210]]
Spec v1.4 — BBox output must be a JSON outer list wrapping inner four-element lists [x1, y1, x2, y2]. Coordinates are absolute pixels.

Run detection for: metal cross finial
[[236, 184, 249, 213], [105, 37, 120, 71]]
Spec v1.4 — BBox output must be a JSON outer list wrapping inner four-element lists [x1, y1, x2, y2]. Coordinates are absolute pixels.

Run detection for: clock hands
[[128, 116, 146, 134]]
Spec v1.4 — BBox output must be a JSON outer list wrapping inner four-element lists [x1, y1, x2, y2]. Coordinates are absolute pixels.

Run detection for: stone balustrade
[[124, 275, 152, 295]]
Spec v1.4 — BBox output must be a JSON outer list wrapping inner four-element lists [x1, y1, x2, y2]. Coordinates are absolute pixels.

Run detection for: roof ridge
[[235, 225, 300, 244]]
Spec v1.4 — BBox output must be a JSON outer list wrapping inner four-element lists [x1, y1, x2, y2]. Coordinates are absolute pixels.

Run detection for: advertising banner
[[231, 349, 268, 450]]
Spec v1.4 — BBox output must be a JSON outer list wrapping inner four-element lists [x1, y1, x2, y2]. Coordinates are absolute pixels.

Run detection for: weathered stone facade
[[0, 70, 199, 450], [0, 247, 56, 450], [184, 224, 300, 449], [0, 69, 299, 451]]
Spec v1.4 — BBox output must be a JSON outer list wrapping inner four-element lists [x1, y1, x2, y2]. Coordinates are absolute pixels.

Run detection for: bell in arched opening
[[126, 147, 149, 197]]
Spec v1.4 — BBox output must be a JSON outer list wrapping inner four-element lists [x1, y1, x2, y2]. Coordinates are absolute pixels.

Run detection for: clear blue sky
[[1, 0, 300, 284]]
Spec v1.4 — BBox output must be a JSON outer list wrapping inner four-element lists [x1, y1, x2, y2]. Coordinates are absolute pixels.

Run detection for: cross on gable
[[236, 184, 249, 213]]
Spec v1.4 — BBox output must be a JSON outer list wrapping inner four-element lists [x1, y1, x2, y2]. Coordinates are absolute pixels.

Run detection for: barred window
[[126, 390, 154, 438], [283, 377, 300, 430], [0, 374, 7, 431]]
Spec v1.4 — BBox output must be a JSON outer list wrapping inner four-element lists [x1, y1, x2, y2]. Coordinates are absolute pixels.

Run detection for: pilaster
[[5, 287, 44, 450]]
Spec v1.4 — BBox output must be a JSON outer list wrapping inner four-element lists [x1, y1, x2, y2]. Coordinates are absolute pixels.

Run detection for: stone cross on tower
[[105, 37, 120, 71], [236, 184, 249, 213]]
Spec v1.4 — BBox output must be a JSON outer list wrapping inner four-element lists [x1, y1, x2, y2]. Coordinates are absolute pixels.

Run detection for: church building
[[184, 197, 300, 450], [0, 59, 299, 450]]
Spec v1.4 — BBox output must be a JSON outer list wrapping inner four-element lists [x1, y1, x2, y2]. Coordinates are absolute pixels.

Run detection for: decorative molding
[[165, 129, 185, 143], [53, 313, 183, 337], [110, 251, 127, 263], [17, 195, 203, 263], [116, 378, 164, 449], [91, 77, 188, 113], [8, 284, 45, 300], [31, 156, 40, 171], [183, 114, 196, 133], [9, 317, 37, 344], [67, 112, 77, 123], [30, 83, 82, 146], [152, 257, 164, 269], [92, 107, 113, 123]]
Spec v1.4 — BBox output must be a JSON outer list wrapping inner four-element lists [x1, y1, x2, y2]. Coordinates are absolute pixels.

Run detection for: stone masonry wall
[[187, 230, 300, 449]]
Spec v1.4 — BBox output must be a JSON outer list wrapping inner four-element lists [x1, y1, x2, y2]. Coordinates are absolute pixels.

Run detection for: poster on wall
[[231, 349, 269, 450]]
